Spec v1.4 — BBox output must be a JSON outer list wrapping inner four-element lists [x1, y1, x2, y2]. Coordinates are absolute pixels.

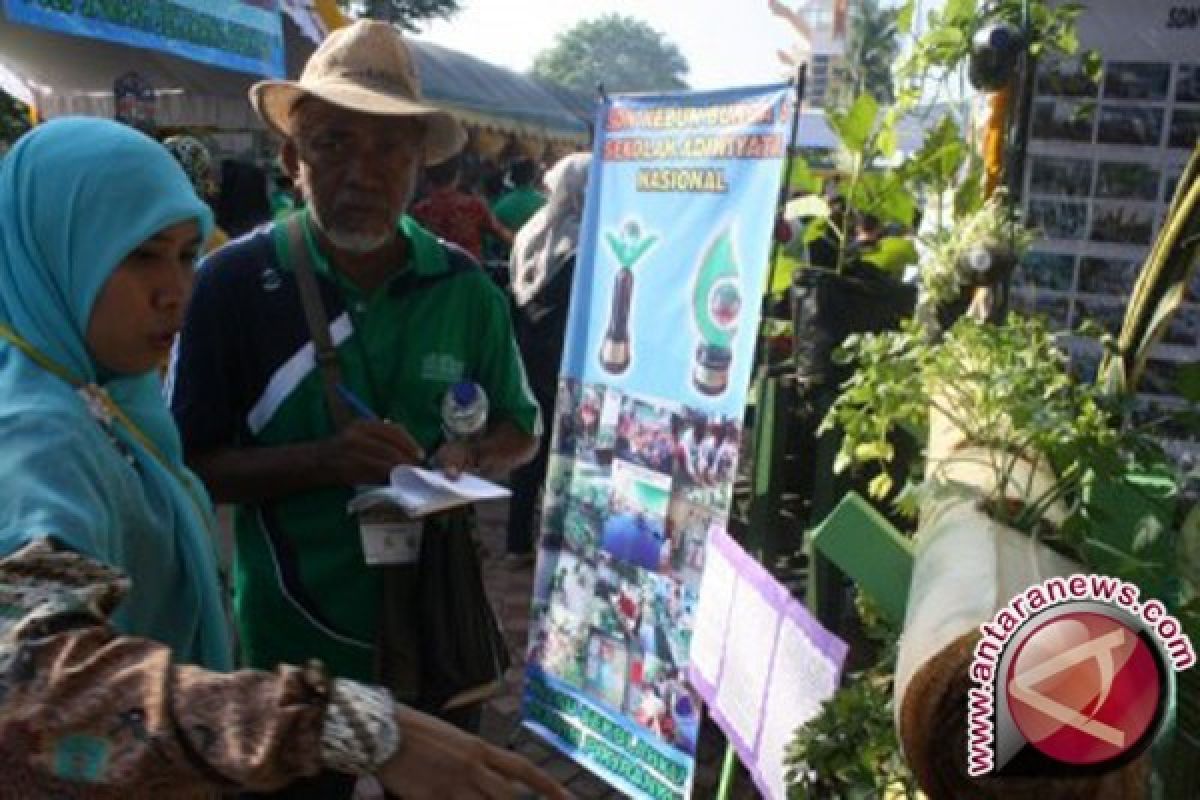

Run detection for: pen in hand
[[336, 383, 380, 421], [335, 383, 425, 466]]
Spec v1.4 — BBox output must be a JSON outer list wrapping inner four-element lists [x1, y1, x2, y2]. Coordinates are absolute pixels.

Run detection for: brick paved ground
[[473, 502, 747, 800], [474, 501, 627, 799]]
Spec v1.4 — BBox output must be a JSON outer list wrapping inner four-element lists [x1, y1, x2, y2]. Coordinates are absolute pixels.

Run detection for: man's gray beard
[[309, 208, 393, 254], [323, 226, 392, 254]]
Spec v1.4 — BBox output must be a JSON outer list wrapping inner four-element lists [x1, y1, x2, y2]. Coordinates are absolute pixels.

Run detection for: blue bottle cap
[[451, 380, 478, 406]]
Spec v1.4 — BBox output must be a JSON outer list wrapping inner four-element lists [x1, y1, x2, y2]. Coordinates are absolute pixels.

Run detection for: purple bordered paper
[[687, 527, 848, 799]]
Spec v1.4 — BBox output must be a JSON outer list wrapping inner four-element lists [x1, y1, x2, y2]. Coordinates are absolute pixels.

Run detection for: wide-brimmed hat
[[250, 20, 465, 165]]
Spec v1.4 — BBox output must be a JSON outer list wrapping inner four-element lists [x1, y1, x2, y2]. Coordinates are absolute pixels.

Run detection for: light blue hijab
[[0, 117, 230, 670]]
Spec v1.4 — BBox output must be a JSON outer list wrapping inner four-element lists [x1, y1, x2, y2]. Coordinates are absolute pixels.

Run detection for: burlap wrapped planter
[[893, 409, 1151, 798]]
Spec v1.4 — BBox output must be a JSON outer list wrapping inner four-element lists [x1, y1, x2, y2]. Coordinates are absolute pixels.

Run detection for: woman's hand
[[376, 705, 568, 799]]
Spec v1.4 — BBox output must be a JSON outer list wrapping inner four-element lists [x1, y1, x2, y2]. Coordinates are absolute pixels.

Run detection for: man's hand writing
[[322, 420, 424, 486]]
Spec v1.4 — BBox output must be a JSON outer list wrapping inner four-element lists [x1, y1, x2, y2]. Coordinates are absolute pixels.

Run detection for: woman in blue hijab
[[0, 118, 563, 800], [0, 116, 229, 671]]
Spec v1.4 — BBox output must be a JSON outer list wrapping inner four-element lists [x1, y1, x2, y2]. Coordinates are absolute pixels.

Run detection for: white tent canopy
[[1, 8, 588, 144], [0, 11, 314, 129]]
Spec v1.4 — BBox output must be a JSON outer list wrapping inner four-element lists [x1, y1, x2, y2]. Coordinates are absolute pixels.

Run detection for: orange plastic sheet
[[983, 88, 1010, 197]]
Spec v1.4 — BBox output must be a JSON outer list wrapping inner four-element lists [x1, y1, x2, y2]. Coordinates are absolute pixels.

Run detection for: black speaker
[[968, 21, 1025, 92]]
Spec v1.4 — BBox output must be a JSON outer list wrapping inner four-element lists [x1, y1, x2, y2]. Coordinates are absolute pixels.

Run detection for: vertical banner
[[521, 83, 794, 799]]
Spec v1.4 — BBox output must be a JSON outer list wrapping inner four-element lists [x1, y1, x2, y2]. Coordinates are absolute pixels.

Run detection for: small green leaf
[[788, 157, 822, 194], [874, 177, 917, 228], [862, 237, 919, 275], [1131, 515, 1163, 554], [804, 215, 830, 244], [1057, 27, 1080, 56], [854, 441, 895, 462], [943, 0, 974, 24], [896, 0, 915, 33], [831, 93, 880, 154], [893, 481, 922, 518], [868, 472, 894, 499], [910, 115, 966, 186], [954, 156, 985, 218], [877, 125, 898, 160], [920, 26, 966, 53]]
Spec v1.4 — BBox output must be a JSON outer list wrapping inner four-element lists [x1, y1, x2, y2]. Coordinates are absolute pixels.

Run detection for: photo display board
[[1015, 0, 1199, 460]]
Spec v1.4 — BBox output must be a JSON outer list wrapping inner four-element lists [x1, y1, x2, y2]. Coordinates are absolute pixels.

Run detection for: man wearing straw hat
[[171, 21, 541, 799]]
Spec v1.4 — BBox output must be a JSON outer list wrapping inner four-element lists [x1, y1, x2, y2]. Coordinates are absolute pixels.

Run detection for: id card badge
[[358, 507, 423, 566]]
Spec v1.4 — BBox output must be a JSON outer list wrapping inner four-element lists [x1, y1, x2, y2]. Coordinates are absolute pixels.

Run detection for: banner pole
[[766, 63, 809, 309], [716, 741, 739, 800], [715, 64, 810, 800]]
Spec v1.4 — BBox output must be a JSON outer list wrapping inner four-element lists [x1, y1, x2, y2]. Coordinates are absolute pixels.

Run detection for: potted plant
[[817, 141, 1200, 795], [788, 90, 923, 389], [823, 309, 1189, 798], [777, 2, 1138, 795], [818, 137, 1200, 791]]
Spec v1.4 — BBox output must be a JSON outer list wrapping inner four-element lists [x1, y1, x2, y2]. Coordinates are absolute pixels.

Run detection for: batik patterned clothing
[[0, 540, 399, 798]]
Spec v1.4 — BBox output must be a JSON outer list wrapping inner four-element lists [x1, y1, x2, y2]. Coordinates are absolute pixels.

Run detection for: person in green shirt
[[171, 22, 541, 800], [490, 158, 546, 251]]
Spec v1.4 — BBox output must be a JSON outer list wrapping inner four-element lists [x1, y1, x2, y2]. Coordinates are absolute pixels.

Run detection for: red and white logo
[[1005, 611, 1163, 766], [966, 575, 1193, 778]]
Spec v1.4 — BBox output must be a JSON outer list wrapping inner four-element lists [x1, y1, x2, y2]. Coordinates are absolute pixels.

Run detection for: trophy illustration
[[599, 219, 658, 374], [692, 229, 742, 396]]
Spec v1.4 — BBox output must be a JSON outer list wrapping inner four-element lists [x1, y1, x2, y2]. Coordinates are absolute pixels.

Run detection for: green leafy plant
[[823, 314, 1149, 554], [895, 0, 1098, 102], [796, 91, 919, 277], [1098, 145, 1200, 396], [917, 189, 1034, 323], [1179, 503, 1200, 658]]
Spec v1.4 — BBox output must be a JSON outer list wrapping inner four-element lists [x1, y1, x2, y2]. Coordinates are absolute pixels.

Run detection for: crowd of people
[[0, 20, 584, 800]]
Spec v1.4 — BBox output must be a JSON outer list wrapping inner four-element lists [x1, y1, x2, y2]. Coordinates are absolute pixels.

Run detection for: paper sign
[[689, 528, 848, 800]]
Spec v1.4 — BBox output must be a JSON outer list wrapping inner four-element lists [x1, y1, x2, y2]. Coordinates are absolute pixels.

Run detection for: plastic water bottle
[[441, 380, 488, 441]]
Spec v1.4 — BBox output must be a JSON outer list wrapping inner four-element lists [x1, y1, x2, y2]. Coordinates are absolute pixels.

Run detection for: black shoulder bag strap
[[283, 214, 354, 431]]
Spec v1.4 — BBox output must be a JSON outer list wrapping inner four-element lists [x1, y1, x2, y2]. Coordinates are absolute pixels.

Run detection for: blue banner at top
[[3, 0, 285, 78], [562, 84, 794, 418], [522, 83, 794, 799]]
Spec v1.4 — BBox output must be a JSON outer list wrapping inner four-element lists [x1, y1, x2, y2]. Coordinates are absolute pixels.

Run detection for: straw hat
[[250, 20, 465, 165]]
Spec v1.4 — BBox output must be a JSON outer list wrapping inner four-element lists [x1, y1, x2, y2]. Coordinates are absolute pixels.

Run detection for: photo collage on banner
[[1014, 0, 1199, 463], [522, 84, 793, 800]]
